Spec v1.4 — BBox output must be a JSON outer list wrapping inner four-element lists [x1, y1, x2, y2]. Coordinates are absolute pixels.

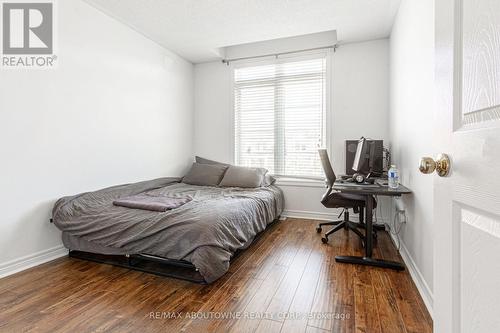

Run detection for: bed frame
[[69, 250, 206, 283], [68, 217, 280, 284]]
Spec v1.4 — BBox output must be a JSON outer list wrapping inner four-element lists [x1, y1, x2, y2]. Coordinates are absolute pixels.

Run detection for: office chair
[[316, 149, 377, 244]]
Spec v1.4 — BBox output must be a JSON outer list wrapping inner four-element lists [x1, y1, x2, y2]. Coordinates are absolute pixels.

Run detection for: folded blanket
[[113, 194, 192, 212]]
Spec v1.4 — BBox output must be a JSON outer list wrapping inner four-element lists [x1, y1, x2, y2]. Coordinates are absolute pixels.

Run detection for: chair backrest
[[318, 149, 336, 188]]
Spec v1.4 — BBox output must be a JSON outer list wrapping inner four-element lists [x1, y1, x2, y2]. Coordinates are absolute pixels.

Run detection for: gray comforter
[[52, 177, 284, 283]]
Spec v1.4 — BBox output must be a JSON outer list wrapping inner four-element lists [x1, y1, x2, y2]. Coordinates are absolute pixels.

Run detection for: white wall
[[389, 0, 435, 309], [0, 0, 194, 270], [194, 39, 390, 219]]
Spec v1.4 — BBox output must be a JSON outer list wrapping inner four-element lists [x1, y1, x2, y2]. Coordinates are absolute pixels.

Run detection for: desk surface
[[333, 182, 411, 196]]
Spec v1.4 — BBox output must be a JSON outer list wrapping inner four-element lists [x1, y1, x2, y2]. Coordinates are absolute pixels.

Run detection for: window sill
[[275, 177, 325, 188]]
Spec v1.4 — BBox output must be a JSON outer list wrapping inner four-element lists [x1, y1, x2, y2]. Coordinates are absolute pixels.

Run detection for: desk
[[332, 182, 412, 270]]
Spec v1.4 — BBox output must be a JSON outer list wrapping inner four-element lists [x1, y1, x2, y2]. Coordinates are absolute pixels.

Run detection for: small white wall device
[[394, 197, 406, 212], [393, 197, 407, 223]]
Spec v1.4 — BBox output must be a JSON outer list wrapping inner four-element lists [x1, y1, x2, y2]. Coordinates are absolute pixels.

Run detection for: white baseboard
[[0, 245, 68, 279], [282, 209, 389, 224], [282, 209, 338, 221], [389, 233, 434, 318]]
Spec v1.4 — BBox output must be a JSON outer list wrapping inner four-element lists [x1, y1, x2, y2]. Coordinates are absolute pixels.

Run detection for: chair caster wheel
[[321, 237, 328, 244], [316, 227, 322, 233]]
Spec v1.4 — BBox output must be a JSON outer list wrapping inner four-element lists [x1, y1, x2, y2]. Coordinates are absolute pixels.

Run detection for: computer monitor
[[351, 138, 384, 176], [352, 138, 368, 172]]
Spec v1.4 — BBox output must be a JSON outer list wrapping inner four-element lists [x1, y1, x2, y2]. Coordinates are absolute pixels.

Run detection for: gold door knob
[[419, 154, 451, 177]]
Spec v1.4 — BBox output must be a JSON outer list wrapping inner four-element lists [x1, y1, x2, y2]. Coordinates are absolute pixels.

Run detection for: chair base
[[319, 220, 366, 246], [317, 209, 385, 245], [316, 220, 342, 233], [335, 255, 405, 271], [317, 209, 374, 245]]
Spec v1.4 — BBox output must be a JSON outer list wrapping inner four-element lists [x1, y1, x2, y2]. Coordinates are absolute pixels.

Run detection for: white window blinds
[[234, 54, 327, 178]]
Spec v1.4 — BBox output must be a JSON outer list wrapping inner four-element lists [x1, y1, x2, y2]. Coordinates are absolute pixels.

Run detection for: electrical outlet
[[393, 197, 407, 223], [398, 211, 407, 223], [394, 197, 405, 212]]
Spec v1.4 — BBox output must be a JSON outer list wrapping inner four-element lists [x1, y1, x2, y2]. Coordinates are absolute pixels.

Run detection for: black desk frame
[[332, 183, 411, 271]]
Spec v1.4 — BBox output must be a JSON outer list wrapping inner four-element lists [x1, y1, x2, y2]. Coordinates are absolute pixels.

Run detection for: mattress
[[52, 177, 284, 283]]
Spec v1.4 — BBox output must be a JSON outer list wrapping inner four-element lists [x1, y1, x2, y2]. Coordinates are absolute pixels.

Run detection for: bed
[[51, 177, 284, 283]]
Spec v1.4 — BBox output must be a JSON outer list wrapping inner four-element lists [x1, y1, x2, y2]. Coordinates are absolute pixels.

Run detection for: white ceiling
[[84, 0, 401, 64]]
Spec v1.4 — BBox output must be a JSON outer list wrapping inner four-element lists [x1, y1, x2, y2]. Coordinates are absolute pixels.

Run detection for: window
[[233, 53, 328, 178]]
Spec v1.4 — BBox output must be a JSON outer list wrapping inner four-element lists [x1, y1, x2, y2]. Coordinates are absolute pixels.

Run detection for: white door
[[433, 0, 500, 332]]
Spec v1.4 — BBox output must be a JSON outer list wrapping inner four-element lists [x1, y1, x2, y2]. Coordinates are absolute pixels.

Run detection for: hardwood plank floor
[[0, 218, 432, 333]]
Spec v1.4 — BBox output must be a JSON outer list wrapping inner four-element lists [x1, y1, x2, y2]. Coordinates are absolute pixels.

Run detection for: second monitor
[[345, 138, 384, 176]]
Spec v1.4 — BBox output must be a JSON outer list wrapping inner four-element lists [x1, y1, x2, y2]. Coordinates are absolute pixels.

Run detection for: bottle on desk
[[388, 165, 399, 189]]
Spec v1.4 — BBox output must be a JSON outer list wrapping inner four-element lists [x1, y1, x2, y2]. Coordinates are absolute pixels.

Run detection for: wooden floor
[[0, 218, 432, 333]]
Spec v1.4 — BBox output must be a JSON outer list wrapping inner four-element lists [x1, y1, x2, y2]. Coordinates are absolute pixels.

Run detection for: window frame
[[230, 49, 333, 180]]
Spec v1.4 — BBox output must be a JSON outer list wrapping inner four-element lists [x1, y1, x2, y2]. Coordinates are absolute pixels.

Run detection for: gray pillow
[[182, 163, 228, 186], [196, 156, 274, 187], [219, 166, 268, 188], [195, 156, 229, 166], [262, 174, 277, 186]]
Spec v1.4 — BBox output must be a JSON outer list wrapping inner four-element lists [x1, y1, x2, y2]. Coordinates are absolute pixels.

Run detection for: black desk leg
[[335, 195, 405, 271], [366, 195, 373, 257]]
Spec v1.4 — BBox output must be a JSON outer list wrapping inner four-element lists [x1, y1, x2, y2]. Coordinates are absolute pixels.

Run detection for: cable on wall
[[374, 195, 405, 251]]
